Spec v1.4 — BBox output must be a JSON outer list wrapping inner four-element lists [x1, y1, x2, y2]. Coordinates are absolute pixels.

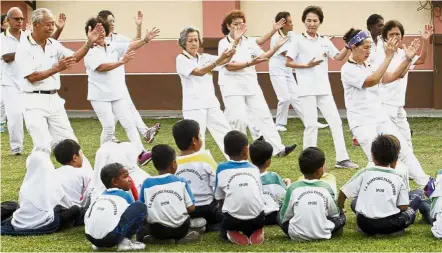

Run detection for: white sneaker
[[190, 218, 207, 228], [131, 240, 146, 250], [91, 244, 100, 251], [276, 125, 287, 132], [117, 238, 144, 251], [317, 123, 329, 129]]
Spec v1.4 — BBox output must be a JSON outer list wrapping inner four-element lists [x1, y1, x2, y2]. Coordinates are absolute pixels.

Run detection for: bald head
[[6, 7, 24, 32], [7, 7, 23, 18]]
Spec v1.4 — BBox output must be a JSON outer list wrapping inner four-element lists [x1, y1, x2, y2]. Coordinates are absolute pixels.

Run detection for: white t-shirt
[[176, 52, 221, 111], [1, 29, 29, 88], [341, 60, 389, 130], [279, 179, 339, 241], [214, 160, 264, 220], [15, 34, 74, 92], [139, 174, 195, 228], [341, 166, 409, 219], [84, 42, 130, 101], [55, 163, 93, 209], [105, 33, 131, 44], [367, 34, 384, 67], [176, 150, 217, 206], [217, 35, 264, 96], [286, 32, 339, 97], [260, 171, 287, 215], [85, 188, 133, 239], [376, 48, 419, 107], [269, 31, 296, 76]]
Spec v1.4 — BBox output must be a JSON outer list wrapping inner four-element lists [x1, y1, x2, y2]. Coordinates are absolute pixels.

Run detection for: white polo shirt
[[376, 48, 419, 107], [139, 174, 195, 228], [176, 52, 221, 111], [15, 34, 74, 92], [218, 35, 264, 96], [341, 166, 409, 219], [84, 42, 130, 101], [279, 179, 339, 241], [56, 165, 93, 209], [286, 32, 339, 97], [367, 33, 384, 67], [341, 60, 389, 130], [1, 29, 29, 88], [85, 188, 134, 239], [105, 33, 131, 44], [214, 160, 264, 220], [176, 150, 217, 206], [261, 171, 287, 215], [269, 31, 296, 77]]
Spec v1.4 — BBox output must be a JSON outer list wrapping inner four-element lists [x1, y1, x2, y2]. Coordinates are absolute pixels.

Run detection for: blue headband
[[348, 31, 370, 47]]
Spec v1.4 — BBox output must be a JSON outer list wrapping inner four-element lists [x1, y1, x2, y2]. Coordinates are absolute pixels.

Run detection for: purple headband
[[348, 31, 370, 47]]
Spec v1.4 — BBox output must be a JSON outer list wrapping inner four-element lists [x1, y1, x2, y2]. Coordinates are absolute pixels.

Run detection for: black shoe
[[277, 144, 297, 157]]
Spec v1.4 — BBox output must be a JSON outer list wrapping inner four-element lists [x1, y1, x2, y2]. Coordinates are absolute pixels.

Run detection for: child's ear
[[265, 158, 272, 168], [390, 160, 398, 169], [111, 178, 118, 188], [242, 146, 249, 159]]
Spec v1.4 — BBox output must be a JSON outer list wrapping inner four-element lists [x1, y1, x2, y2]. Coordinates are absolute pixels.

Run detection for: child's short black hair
[[151, 144, 176, 171], [298, 147, 325, 175], [250, 139, 273, 167], [371, 134, 401, 166], [224, 130, 248, 157], [53, 139, 81, 165], [101, 163, 124, 189], [172, 119, 200, 151]]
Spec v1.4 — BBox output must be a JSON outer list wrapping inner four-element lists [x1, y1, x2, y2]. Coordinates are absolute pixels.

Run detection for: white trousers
[[91, 99, 144, 153], [23, 93, 77, 153], [0, 93, 6, 123], [383, 104, 413, 149], [1, 86, 25, 151], [223, 92, 285, 156], [113, 96, 148, 136], [270, 75, 304, 126], [300, 95, 349, 162], [352, 121, 429, 188], [183, 107, 231, 160]]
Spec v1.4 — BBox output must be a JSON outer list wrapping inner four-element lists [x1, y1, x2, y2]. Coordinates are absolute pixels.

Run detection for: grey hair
[[32, 8, 53, 24], [178, 26, 202, 49], [7, 7, 22, 18]]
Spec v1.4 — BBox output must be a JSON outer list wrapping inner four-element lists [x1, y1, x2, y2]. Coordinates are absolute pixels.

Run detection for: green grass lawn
[[1, 117, 442, 251]]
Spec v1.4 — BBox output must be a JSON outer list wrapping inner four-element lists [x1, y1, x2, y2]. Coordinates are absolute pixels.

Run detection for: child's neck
[[229, 156, 247, 162], [258, 167, 267, 173], [65, 162, 81, 168], [374, 162, 394, 169], [158, 170, 169, 175], [180, 149, 198, 156], [304, 174, 320, 180]]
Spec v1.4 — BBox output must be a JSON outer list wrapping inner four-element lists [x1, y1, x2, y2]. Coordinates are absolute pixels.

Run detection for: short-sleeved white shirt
[[176, 52, 221, 111], [15, 34, 74, 92], [286, 32, 339, 97], [105, 33, 131, 44], [269, 31, 296, 76], [376, 48, 419, 107], [341, 166, 409, 219], [341, 60, 389, 130], [84, 42, 130, 101], [367, 33, 384, 67], [56, 164, 93, 209], [217, 35, 264, 96], [214, 160, 264, 220], [1, 29, 29, 88]]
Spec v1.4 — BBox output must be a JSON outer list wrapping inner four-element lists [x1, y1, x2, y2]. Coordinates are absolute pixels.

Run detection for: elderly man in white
[[15, 8, 103, 153]]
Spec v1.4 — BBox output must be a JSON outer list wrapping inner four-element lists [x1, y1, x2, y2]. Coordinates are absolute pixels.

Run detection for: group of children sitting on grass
[[1, 119, 441, 250]]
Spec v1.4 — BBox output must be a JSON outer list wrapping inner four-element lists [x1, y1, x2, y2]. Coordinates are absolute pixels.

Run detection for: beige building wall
[[242, 1, 432, 36], [36, 1, 203, 40]]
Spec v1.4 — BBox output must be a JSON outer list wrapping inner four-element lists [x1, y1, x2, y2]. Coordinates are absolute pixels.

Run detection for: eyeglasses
[[10, 17, 25, 21]]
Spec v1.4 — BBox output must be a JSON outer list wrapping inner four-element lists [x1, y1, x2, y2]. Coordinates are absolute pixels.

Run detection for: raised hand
[[56, 56, 76, 71], [306, 57, 323, 67], [134, 11, 143, 26], [144, 27, 160, 42], [121, 50, 136, 64], [87, 23, 105, 44], [404, 38, 420, 60], [55, 13, 66, 30], [384, 37, 399, 58], [233, 24, 247, 40], [273, 18, 286, 31], [420, 24, 433, 41]]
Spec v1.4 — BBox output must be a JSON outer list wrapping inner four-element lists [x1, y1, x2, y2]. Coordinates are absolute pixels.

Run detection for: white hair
[[32, 8, 53, 24], [178, 26, 202, 49], [7, 7, 22, 18]]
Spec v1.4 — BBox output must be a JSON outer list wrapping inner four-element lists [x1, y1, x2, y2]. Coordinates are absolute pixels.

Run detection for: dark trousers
[[1, 207, 60, 236], [190, 201, 223, 225], [56, 205, 84, 229], [356, 208, 416, 235], [136, 217, 190, 241], [279, 213, 346, 237], [419, 199, 435, 225], [86, 202, 147, 248], [220, 212, 265, 239], [264, 211, 278, 225]]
